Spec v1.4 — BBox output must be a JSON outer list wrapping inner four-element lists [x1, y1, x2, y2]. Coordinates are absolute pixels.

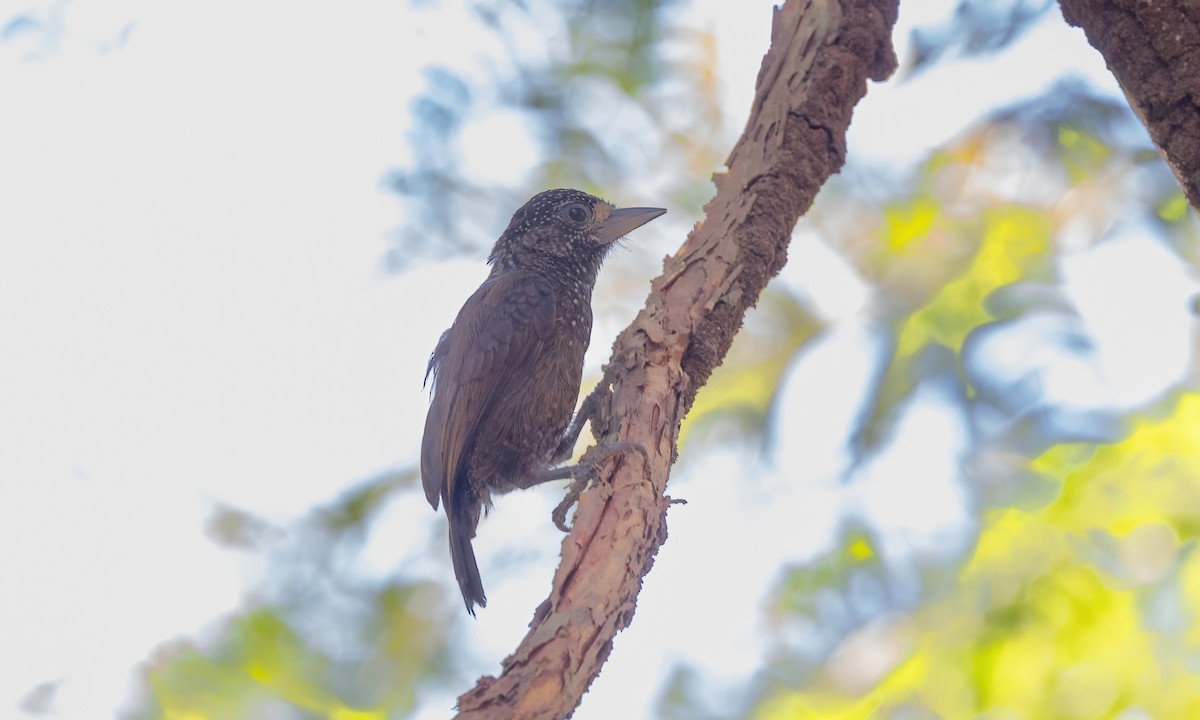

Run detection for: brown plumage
[[420, 188, 665, 615]]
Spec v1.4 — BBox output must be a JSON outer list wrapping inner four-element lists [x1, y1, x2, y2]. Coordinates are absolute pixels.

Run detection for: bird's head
[[488, 188, 665, 275]]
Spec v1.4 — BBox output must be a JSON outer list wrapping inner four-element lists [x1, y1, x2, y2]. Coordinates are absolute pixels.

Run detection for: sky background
[[2, 1, 1197, 719]]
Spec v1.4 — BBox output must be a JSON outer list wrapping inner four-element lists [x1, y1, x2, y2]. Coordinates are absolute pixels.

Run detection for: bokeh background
[[3, 1, 1200, 718]]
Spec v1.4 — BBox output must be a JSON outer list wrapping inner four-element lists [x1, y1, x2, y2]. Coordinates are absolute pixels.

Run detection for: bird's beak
[[598, 206, 667, 245]]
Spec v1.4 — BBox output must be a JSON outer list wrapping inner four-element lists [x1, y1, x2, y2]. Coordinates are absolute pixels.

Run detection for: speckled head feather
[[487, 188, 616, 273]]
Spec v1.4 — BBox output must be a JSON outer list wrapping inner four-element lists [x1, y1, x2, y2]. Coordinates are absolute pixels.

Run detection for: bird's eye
[[560, 203, 591, 225]]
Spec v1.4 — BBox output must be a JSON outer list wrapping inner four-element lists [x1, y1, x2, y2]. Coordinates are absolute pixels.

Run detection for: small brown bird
[[421, 188, 665, 615]]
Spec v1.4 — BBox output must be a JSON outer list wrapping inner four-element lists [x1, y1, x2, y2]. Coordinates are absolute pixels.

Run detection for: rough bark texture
[[455, 1, 899, 717], [1059, 0, 1200, 211]]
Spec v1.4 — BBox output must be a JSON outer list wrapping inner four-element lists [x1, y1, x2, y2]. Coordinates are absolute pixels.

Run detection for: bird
[[420, 188, 665, 615]]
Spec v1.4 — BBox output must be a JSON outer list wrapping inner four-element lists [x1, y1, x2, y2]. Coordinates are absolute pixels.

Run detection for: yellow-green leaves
[[142, 585, 446, 720], [758, 393, 1200, 719], [1040, 393, 1200, 538], [897, 204, 1053, 360]]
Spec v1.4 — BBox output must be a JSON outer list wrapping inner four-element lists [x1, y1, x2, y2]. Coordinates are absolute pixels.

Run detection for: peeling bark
[[455, 1, 898, 717], [1059, 0, 1200, 212]]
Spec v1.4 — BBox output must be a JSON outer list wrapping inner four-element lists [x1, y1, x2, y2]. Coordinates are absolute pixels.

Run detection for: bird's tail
[[449, 513, 487, 616]]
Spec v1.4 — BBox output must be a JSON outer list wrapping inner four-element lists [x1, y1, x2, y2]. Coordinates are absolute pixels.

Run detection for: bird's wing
[[420, 272, 555, 510]]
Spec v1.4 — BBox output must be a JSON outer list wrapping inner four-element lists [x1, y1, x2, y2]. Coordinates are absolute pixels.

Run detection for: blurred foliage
[[755, 392, 1200, 719], [906, 0, 1055, 76], [116, 2, 1200, 720], [734, 83, 1200, 720], [830, 83, 1175, 463], [132, 470, 455, 720], [385, 0, 719, 268], [136, 593, 447, 720]]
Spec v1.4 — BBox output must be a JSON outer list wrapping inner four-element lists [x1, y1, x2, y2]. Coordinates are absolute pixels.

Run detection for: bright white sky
[[0, 1, 1195, 719]]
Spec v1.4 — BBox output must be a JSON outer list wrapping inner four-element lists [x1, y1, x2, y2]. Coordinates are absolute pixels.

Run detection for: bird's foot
[[551, 440, 649, 531]]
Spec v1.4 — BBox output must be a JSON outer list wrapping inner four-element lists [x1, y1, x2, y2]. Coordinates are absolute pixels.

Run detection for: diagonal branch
[[456, 1, 898, 717]]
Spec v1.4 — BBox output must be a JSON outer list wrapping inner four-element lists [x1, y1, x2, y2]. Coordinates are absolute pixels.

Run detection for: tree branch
[[456, 1, 898, 717], [1059, 0, 1200, 212]]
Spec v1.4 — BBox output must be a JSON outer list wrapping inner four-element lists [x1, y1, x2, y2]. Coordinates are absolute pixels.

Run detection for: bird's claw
[[552, 440, 650, 531]]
